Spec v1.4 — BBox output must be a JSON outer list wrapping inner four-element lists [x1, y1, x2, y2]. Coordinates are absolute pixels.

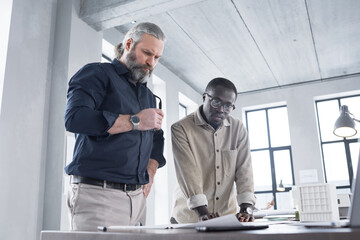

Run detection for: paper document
[[100, 214, 268, 232], [174, 214, 240, 229], [253, 209, 295, 218]]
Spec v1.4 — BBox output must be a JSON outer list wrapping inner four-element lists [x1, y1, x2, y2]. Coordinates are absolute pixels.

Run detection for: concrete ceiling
[[80, 0, 360, 94]]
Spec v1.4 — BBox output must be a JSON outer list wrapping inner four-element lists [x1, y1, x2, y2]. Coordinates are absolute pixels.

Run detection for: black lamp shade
[[333, 105, 357, 137]]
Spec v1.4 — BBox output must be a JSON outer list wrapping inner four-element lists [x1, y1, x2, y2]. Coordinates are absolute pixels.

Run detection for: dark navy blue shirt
[[64, 59, 166, 185]]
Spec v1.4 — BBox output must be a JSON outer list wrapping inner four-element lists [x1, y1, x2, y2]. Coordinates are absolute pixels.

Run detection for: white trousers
[[67, 183, 146, 231]]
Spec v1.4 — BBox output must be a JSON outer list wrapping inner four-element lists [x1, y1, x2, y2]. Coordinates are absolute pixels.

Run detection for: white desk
[[41, 224, 360, 240]]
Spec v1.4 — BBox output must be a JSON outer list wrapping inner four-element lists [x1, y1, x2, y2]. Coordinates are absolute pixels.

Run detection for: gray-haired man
[[65, 22, 166, 231]]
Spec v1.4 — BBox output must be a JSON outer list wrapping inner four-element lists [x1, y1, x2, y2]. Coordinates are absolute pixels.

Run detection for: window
[[63, 132, 75, 194], [101, 54, 111, 63], [245, 106, 294, 210], [179, 103, 187, 120], [316, 95, 360, 191], [151, 75, 169, 225], [178, 92, 198, 120], [101, 39, 114, 63]]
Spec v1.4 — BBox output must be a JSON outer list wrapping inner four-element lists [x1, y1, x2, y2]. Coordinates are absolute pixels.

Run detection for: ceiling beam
[[80, 0, 205, 31]]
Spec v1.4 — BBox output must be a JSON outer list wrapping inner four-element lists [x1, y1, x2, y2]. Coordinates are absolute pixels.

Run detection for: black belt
[[71, 175, 142, 191]]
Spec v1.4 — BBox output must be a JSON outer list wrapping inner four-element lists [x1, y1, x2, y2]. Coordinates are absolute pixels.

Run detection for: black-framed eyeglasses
[[204, 93, 235, 112]]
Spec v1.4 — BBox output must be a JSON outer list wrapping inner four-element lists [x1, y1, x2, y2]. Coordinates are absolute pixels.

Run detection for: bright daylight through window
[[245, 105, 294, 210], [316, 95, 360, 193]]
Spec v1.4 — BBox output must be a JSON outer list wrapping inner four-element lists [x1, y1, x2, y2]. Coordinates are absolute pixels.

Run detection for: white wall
[[0, 0, 58, 239], [0, 0, 101, 239], [233, 76, 360, 186], [59, 0, 102, 230], [0, 0, 13, 113]]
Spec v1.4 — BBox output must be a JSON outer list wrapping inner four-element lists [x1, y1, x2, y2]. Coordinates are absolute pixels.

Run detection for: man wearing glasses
[[171, 77, 256, 223]]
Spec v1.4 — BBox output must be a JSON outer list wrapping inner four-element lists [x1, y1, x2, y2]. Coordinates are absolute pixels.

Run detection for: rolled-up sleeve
[[64, 64, 117, 136], [235, 123, 256, 205], [171, 123, 208, 209], [150, 129, 166, 168]]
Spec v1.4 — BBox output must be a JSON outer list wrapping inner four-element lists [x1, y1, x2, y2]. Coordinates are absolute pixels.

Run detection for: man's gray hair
[[115, 22, 166, 60]]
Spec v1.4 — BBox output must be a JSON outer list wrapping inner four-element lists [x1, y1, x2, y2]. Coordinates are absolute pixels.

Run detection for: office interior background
[[0, 0, 360, 240]]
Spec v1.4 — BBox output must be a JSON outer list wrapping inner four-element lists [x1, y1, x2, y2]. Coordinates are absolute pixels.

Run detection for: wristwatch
[[240, 203, 254, 215], [245, 206, 254, 215], [130, 115, 140, 130]]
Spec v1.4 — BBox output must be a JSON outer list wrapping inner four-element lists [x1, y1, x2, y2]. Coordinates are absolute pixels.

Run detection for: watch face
[[131, 115, 140, 124], [246, 207, 253, 215]]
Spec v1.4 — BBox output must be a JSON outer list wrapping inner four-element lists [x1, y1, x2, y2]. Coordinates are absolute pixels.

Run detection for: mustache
[[132, 64, 153, 72], [213, 113, 225, 119]]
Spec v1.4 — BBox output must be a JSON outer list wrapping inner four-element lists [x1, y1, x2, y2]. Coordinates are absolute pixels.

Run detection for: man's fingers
[[143, 185, 148, 197], [143, 184, 152, 198], [155, 109, 164, 117], [236, 213, 254, 222], [206, 213, 220, 220], [137, 108, 164, 130]]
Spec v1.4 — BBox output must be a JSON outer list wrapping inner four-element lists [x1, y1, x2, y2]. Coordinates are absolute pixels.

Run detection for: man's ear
[[202, 94, 206, 102], [125, 38, 133, 51]]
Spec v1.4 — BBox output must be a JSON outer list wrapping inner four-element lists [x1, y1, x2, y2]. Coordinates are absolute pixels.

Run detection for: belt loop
[[103, 180, 107, 188], [124, 184, 127, 192]]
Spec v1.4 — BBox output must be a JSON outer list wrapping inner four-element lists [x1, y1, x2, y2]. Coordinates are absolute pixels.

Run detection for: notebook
[[298, 146, 360, 228]]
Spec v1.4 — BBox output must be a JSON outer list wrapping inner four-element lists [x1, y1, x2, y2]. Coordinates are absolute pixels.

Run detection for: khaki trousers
[[67, 183, 146, 231]]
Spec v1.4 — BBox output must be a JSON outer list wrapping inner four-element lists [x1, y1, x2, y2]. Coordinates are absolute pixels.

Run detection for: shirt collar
[[111, 58, 129, 76], [194, 105, 230, 127], [111, 58, 148, 87]]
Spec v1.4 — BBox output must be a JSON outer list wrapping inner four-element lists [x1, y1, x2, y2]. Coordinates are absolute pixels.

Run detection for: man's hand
[[143, 159, 158, 198], [236, 212, 254, 222], [193, 205, 220, 222], [236, 203, 255, 222], [200, 212, 220, 221], [137, 108, 164, 130]]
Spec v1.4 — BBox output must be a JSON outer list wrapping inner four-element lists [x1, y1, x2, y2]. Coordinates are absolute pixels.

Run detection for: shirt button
[[217, 182, 220, 185], [216, 149, 219, 152], [215, 133, 217, 136], [216, 197, 219, 200], [216, 166, 220, 169]]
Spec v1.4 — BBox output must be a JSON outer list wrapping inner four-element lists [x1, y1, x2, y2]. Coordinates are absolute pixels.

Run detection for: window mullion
[[344, 140, 354, 188], [265, 109, 278, 208]]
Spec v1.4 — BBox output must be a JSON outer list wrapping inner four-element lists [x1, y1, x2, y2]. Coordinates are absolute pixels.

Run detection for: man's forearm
[[147, 158, 159, 177], [107, 114, 132, 135], [192, 205, 209, 218]]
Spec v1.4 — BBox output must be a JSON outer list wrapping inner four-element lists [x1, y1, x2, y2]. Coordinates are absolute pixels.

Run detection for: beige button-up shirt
[[171, 106, 256, 223]]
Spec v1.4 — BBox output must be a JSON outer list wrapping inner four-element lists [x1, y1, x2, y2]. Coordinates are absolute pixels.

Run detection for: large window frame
[[315, 95, 360, 191], [179, 103, 188, 119], [245, 105, 295, 209], [101, 53, 111, 63]]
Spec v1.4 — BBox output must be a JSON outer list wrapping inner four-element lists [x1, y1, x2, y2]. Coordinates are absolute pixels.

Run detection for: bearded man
[[64, 22, 166, 231]]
